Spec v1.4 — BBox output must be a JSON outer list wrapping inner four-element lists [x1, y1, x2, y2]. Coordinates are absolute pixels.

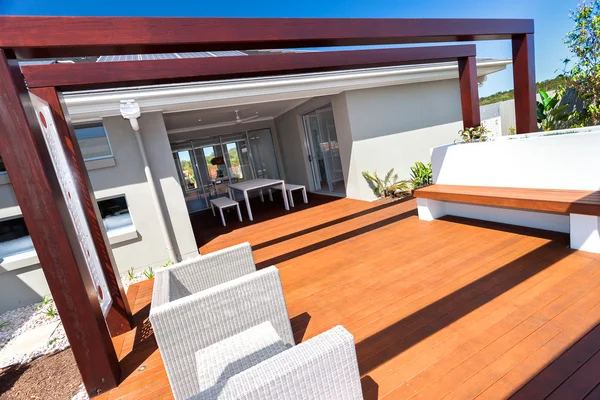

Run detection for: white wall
[[274, 96, 346, 190], [99, 113, 198, 266], [343, 79, 463, 201], [432, 130, 600, 190], [272, 80, 465, 201], [0, 112, 198, 312]]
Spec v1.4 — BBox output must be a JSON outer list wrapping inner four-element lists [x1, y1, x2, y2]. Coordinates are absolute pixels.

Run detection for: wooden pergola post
[[29, 86, 133, 336], [512, 33, 537, 134], [0, 50, 123, 397], [458, 56, 482, 129]]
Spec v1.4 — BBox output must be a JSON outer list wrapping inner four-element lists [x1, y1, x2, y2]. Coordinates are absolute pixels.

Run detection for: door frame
[[301, 104, 344, 195]]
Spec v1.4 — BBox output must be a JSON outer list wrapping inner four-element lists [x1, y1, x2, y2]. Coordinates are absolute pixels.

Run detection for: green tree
[[479, 76, 567, 106], [564, 0, 600, 125]]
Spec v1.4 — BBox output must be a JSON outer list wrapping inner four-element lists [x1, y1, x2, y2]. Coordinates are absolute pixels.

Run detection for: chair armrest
[[193, 325, 363, 400], [149, 266, 294, 400], [168, 242, 256, 295]]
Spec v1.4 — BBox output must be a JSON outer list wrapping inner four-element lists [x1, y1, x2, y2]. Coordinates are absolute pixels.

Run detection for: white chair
[[210, 197, 242, 226], [191, 322, 363, 400], [268, 184, 308, 208], [150, 243, 295, 400]]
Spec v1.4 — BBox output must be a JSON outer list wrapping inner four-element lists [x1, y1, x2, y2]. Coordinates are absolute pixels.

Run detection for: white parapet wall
[[432, 127, 600, 190], [419, 127, 600, 253]]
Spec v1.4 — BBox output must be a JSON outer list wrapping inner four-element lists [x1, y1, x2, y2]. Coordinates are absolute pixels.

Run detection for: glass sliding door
[[196, 141, 230, 198], [221, 133, 254, 184], [172, 147, 210, 213], [303, 105, 345, 195], [248, 129, 281, 179], [171, 128, 281, 213]]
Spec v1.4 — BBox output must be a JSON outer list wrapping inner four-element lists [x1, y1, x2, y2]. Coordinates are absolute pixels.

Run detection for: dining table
[[227, 178, 289, 221]]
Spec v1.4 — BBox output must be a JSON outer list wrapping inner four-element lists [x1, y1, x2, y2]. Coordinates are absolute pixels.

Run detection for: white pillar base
[[417, 198, 447, 221], [570, 213, 600, 254]]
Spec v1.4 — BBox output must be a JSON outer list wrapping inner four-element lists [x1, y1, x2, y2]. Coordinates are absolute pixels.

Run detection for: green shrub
[[457, 126, 490, 143], [362, 169, 410, 198], [410, 162, 433, 189]]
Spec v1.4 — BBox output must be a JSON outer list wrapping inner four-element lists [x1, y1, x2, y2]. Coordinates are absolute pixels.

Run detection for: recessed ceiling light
[[198, 119, 202, 122]]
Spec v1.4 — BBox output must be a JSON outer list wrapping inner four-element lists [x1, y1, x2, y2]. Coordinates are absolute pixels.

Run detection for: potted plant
[[409, 161, 433, 193], [457, 125, 490, 143]]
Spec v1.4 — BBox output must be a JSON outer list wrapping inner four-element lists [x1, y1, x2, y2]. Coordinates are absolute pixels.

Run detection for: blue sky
[[1, 0, 577, 97]]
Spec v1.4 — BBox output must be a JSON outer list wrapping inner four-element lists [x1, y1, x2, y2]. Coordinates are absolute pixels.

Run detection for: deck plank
[[101, 196, 600, 399]]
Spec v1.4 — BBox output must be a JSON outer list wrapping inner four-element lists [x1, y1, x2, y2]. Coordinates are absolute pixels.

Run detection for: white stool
[[210, 197, 242, 226], [268, 184, 308, 208]]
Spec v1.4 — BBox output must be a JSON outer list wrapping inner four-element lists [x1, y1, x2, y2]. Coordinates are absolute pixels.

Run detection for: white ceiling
[[163, 98, 307, 133]]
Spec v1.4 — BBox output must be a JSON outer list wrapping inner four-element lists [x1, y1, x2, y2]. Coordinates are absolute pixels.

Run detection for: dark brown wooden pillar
[[29, 86, 133, 337], [458, 56, 481, 129], [512, 33, 537, 134], [0, 49, 120, 397]]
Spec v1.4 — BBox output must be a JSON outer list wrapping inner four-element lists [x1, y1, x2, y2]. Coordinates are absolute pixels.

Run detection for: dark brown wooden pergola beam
[[0, 17, 534, 58], [21, 45, 477, 91]]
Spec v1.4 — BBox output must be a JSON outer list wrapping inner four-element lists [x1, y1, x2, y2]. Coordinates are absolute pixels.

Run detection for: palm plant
[[410, 162, 433, 189], [537, 90, 569, 131], [362, 169, 411, 198]]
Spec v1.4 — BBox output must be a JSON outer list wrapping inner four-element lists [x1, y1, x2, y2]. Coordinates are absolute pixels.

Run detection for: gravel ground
[[0, 271, 149, 369]]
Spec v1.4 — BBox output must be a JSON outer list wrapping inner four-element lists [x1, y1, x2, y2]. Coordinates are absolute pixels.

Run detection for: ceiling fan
[[232, 110, 259, 125]]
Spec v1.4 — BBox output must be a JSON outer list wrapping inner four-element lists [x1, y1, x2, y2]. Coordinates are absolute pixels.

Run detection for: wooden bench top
[[413, 184, 600, 216]]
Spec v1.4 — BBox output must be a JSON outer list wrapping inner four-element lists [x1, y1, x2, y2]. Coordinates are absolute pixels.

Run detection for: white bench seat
[[210, 197, 242, 226], [268, 183, 308, 208]]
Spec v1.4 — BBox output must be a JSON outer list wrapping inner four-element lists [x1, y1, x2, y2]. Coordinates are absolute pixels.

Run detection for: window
[[75, 123, 113, 160], [0, 217, 34, 259], [97, 195, 134, 236]]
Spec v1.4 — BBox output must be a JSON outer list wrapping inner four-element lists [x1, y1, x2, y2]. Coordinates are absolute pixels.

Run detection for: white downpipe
[[120, 100, 178, 263]]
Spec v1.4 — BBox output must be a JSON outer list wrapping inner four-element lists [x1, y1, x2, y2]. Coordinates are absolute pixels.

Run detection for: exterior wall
[[432, 129, 600, 190], [343, 79, 463, 201], [272, 80, 464, 201], [0, 112, 198, 313], [274, 96, 344, 190], [99, 113, 198, 265]]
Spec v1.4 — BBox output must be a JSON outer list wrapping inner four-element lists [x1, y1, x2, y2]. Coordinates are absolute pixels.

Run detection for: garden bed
[[0, 349, 83, 400], [0, 269, 155, 399]]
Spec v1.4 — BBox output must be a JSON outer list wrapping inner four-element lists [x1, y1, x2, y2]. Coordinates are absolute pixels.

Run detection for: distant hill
[[480, 76, 567, 105]]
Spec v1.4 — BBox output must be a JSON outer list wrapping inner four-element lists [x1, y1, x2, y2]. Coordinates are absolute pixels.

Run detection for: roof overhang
[[64, 58, 510, 123]]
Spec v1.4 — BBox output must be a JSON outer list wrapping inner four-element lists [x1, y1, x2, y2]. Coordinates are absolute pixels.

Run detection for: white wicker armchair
[[149, 243, 295, 400], [191, 322, 364, 400]]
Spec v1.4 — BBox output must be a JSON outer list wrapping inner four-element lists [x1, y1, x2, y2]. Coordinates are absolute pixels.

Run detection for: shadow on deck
[[103, 197, 600, 399]]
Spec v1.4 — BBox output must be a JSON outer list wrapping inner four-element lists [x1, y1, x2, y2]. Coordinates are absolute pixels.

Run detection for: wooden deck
[[102, 195, 600, 399]]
